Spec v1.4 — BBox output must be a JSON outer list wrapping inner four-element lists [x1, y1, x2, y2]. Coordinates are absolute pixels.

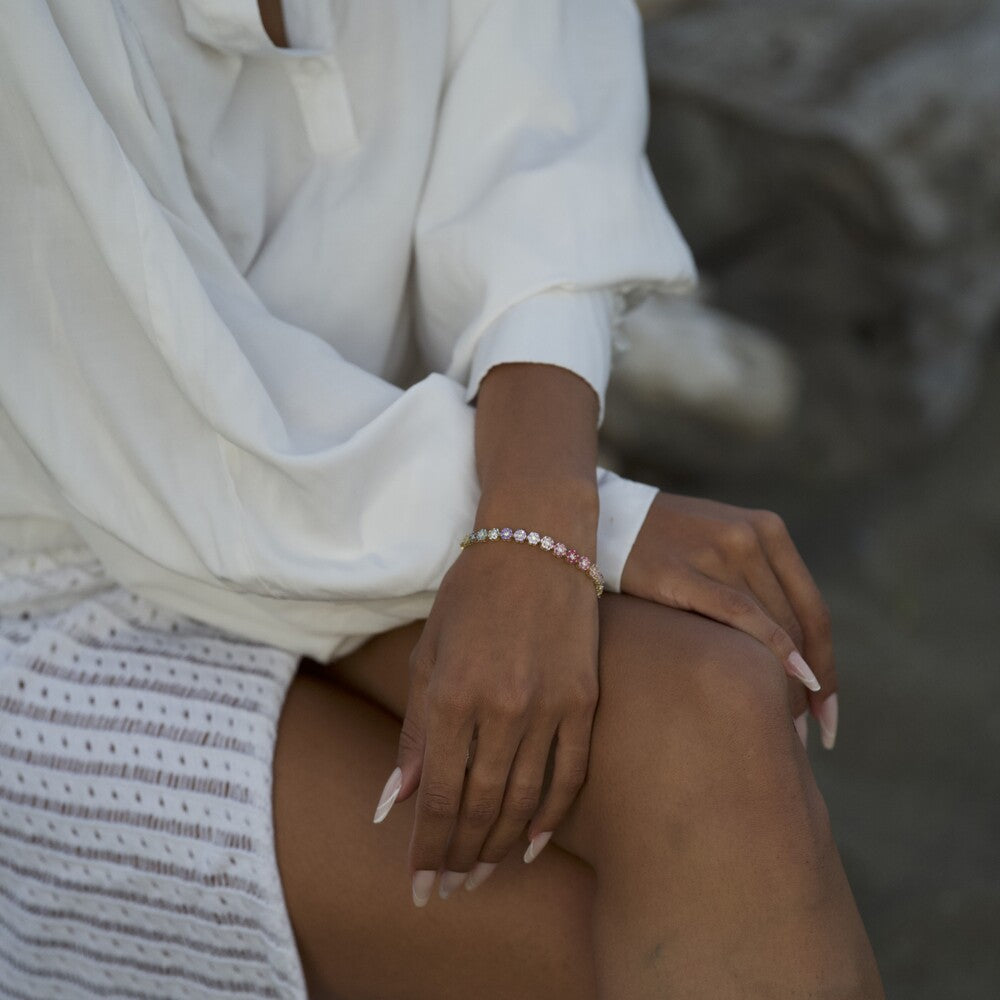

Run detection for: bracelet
[[459, 527, 604, 597]]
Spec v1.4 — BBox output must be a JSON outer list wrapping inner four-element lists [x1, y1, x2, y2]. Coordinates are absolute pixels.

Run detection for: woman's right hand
[[375, 531, 600, 906]]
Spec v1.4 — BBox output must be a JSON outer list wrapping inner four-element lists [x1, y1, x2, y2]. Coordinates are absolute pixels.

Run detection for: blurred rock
[[634, 0, 1000, 478], [604, 295, 800, 473]]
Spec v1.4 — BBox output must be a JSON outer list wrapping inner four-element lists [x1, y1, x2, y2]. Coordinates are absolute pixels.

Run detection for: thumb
[[371, 695, 425, 824]]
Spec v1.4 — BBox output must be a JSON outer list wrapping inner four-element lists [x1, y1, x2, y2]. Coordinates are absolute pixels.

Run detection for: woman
[[0, 1, 883, 997]]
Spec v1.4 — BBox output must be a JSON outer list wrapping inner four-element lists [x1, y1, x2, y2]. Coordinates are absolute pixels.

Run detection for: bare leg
[[273, 667, 598, 1000], [554, 596, 883, 999], [277, 595, 884, 998]]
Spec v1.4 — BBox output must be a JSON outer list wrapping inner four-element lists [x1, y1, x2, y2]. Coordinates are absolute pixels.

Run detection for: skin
[[391, 363, 837, 887], [277, 604, 878, 999], [271, 361, 883, 999], [258, 0, 289, 48]]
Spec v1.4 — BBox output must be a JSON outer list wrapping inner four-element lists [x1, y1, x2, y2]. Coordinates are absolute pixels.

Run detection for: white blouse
[[0, 0, 695, 659]]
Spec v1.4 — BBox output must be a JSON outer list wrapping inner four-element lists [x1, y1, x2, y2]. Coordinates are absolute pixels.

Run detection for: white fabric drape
[[0, 0, 695, 659]]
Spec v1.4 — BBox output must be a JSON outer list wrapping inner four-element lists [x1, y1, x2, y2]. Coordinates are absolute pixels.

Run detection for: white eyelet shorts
[[0, 544, 309, 999]]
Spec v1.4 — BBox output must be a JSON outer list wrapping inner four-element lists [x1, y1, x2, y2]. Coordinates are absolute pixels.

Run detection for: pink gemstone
[[578, 556, 591, 571], [566, 549, 579, 564], [553, 542, 567, 558]]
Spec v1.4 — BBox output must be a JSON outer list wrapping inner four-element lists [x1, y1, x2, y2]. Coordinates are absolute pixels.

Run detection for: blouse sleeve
[[413, 0, 697, 424]]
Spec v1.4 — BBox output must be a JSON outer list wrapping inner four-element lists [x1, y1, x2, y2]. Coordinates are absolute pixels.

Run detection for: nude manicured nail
[[794, 712, 808, 749], [372, 767, 402, 824], [815, 693, 839, 750], [523, 831, 552, 864], [787, 651, 821, 692], [465, 862, 497, 892], [438, 871, 467, 899], [412, 870, 436, 907]]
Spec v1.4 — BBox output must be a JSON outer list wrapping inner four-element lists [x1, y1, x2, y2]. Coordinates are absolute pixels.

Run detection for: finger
[[374, 690, 427, 825], [754, 511, 837, 697], [794, 710, 809, 749], [687, 574, 821, 693], [741, 568, 817, 721], [525, 716, 593, 863], [382, 644, 438, 813], [741, 561, 805, 654], [812, 690, 839, 751], [408, 700, 475, 906], [786, 674, 809, 719], [438, 722, 519, 897], [752, 512, 839, 748], [473, 726, 555, 872]]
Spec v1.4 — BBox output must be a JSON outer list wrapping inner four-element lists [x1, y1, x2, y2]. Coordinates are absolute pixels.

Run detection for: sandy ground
[[625, 346, 1000, 998]]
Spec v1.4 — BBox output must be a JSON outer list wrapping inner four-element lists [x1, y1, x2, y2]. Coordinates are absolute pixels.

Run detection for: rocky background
[[608, 2, 1000, 996]]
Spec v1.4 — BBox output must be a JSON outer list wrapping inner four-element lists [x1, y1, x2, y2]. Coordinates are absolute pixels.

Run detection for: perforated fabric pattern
[[0, 545, 308, 999]]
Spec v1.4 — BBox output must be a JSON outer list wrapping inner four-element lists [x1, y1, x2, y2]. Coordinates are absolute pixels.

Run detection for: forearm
[[473, 363, 600, 555]]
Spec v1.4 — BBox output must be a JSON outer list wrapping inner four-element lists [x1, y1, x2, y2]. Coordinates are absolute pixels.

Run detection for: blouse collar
[[175, 0, 358, 155], [177, 0, 335, 56]]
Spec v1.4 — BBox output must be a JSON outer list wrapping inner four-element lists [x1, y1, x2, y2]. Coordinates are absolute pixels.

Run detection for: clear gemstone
[[553, 542, 567, 558], [527, 531, 541, 546], [578, 556, 591, 571], [500, 527, 514, 540], [540, 536, 554, 550], [513, 529, 527, 543], [565, 549, 579, 564], [488, 528, 500, 541], [475, 528, 488, 542]]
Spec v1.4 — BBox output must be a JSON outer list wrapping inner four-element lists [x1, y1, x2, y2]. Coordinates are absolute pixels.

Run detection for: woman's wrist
[[474, 477, 599, 555], [473, 362, 601, 552]]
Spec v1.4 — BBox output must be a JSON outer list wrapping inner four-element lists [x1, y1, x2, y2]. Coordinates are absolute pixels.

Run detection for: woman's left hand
[[620, 491, 838, 748]]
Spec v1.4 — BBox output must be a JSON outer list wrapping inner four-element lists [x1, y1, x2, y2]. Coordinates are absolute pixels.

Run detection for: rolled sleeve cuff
[[464, 288, 617, 425], [595, 467, 657, 593]]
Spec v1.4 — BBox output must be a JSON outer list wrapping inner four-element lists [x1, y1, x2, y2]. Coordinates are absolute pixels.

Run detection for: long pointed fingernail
[[787, 651, 821, 692], [438, 870, 467, 899], [794, 712, 809, 749], [412, 870, 436, 907], [372, 767, 402, 824], [523, 831, 552, 864], [465, 862, 498, 892], [815, 693, 839, 750]]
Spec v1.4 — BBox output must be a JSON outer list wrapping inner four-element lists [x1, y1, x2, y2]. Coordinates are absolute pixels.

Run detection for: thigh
[[322, 594, 807, 865], [325, 596, 793, 734], [307, 595, 839, 998], [272, 666, 597, 1000]]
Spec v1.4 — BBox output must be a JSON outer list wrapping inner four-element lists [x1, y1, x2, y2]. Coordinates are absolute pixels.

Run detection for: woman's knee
[[694, 622, 797, 749], [597, 595, 792, 741], [575, 596, 809, 836]]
